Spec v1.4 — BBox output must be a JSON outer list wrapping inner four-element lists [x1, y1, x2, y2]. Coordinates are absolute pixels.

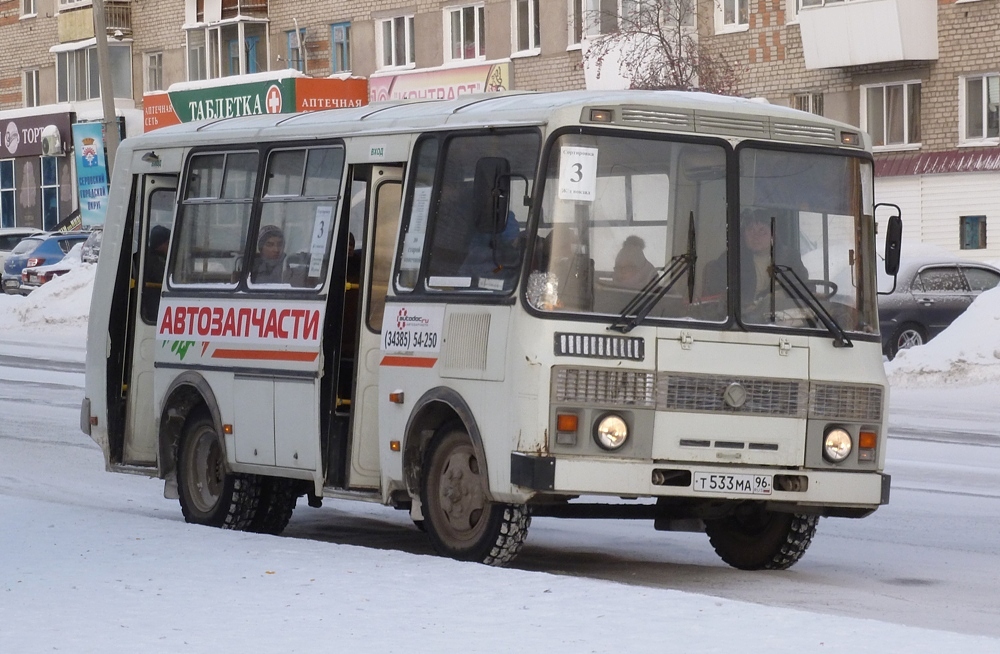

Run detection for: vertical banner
[[72, 122, 110, 228]]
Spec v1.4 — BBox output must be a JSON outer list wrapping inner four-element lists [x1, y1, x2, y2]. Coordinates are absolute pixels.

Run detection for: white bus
[[82, 90, 902, 569]]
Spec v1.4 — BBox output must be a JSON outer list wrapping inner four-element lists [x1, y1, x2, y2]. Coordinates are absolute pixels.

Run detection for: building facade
[[2, 0, 999, 256]]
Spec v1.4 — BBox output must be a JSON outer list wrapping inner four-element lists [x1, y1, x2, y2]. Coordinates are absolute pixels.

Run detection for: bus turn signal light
[[556, 414, 578, 432], [858, 430, 877, 461]]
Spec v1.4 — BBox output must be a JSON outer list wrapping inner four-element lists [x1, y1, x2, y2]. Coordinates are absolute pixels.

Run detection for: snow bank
[[885, 284, 1000, 387], [0, 263, 94, 340]]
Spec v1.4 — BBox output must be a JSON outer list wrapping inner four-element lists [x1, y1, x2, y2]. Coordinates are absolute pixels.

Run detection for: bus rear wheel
[[177, 412, 260, 530], [704, 505, 818, 570], [248, 477, 299, 535], [421, 426, 530, 566]]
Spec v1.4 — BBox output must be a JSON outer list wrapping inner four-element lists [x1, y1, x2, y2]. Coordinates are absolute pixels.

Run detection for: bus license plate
[[693, 472, 772, 495]]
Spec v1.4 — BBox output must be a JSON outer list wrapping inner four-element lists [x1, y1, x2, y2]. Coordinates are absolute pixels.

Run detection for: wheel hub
[[438, 450, 486, 532]]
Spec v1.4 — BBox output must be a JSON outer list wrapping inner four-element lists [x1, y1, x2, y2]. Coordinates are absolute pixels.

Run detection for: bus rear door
[[123, 173, 178, 465]]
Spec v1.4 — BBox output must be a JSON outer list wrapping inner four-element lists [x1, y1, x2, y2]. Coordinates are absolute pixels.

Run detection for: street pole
[[92, 0, 120, 178]]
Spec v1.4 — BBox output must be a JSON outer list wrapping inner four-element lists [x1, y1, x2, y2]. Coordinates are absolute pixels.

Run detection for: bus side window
[[367, 181, 402, 330], [250, 146, 345, 290], [172, 151, 257, 287], [417, 130, 539, 293]]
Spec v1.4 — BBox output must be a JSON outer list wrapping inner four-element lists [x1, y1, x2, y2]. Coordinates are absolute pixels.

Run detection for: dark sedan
[[2, 232, 89, 295], [879, 256, 1000, 359]]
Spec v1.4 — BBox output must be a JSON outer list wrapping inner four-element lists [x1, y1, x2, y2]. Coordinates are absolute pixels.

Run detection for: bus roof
[[126, 89, 869, 151]]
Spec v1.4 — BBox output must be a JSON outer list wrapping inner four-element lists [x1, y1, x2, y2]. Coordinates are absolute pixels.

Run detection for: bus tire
[[248, 477, 299, 535], [177, 412, 260, 530], [704, 505, 818, 571], [421, 426, 530, 566]]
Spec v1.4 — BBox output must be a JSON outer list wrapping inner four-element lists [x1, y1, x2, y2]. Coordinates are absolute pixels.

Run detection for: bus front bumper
[[510, 453, 890, 512]]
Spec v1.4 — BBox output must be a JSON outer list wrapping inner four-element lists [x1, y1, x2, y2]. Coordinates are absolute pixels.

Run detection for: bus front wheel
[[177, 411, 260, 530], [420, 426, 530, 566], [704, 505, 818, 570]]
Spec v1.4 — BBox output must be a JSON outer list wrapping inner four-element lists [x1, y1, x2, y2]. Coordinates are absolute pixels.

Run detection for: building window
[[513, 0, 540, 53], [144, 52, 163, 92], [331, 22, 351, 73], [21, 0, 36, 16], [186, 20, 269, 80], [793, 92, 823, 115], [41, 156, 59, 231], [287, 29, 306, 72], [56, 44, 132, 102], [0, 160, 15, 229], [377, 15, 415, 69], [570, 0, 633, 45], [862, 82, 921, 148], [715, 0, 749, 32], [962, 74, 1000, 143], [23, 70, 40, 107], [961, 215, 987, 250], [447, 4, 486, 61], [58, 0, 91, 9], [188, 29, 206, 81]]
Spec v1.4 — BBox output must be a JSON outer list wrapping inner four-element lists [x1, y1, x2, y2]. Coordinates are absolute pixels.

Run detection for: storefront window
[[41, 157, 59, 231], [0, 160, 14, 228]]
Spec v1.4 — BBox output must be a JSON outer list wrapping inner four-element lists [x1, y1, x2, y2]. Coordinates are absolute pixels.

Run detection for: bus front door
[[342, 165, 403, 489], [124, 174, 178, 465]]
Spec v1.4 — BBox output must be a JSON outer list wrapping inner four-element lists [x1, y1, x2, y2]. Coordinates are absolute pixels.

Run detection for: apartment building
[[3, 0, 998, 257]]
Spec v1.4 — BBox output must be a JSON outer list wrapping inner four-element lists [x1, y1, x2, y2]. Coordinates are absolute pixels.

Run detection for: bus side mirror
[[879, 205, 902, 276], [473, 156, 511, 234]]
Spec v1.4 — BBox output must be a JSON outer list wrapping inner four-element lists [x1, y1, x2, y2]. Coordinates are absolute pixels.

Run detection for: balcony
[[105, 1, 132, 38], [798, 0, 937, 70], [56, 1, 132, 42]]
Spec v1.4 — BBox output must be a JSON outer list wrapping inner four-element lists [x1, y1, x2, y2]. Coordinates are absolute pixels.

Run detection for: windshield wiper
[[772, 264, 853, 348], [610, 212, 697, 334], [609, 253, 693, 333]]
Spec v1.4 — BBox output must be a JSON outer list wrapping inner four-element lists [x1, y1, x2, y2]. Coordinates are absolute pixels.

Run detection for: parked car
[[19, 242, 84, 294], [2, 232, 89, 295], [80, 227, 103, 264], [879, 255, 1000, 359], [0, 227, 46, 270]]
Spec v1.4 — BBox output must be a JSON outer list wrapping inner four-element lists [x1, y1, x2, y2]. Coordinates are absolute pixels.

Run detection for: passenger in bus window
[[252, 224, 287, 284], [612, 236, 657, 289]]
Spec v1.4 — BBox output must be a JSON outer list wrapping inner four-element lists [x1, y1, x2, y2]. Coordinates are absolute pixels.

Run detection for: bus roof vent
[[771, 121, 838, 144], [619, 106, 693, 131], [694, 112, 769, 138]]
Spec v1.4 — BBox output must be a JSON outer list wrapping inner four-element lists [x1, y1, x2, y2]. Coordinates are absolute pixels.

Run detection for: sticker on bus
[[557, 146, 598, 202], [380, 304, 445, 354]]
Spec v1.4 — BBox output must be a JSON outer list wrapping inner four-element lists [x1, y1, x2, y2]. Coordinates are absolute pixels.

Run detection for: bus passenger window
[[171, 151, 257, 287], [250, 146, 345, 290]]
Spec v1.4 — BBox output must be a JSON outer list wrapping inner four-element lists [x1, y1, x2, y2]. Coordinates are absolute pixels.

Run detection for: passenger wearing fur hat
[[252, 225, 287, 284]]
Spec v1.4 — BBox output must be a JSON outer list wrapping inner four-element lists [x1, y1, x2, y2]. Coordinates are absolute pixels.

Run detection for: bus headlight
[[593, 414, 628, 450], [823, 427, 853, 462]]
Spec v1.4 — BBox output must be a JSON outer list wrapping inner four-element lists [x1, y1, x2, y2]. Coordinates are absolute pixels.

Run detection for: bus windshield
[[738, 147, 877, 336], [526, 133, 878, 336]]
